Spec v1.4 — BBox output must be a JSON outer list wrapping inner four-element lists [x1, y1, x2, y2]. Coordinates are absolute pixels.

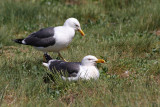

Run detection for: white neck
[[63, 22, 69, 26]]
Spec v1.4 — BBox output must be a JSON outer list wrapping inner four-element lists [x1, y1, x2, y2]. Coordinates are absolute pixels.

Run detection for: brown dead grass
[[0, 46, 30, 59], [4, 93, 16, 105], [60, 92, 79, 105]]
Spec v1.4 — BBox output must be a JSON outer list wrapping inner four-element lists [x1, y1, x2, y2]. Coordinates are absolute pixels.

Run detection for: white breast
[[78, 66, 100, 80]]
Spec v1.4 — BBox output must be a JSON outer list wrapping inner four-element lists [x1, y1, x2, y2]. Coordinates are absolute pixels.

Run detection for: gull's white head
[[81, 55, 105, 66], [64, 18, 85, 36]]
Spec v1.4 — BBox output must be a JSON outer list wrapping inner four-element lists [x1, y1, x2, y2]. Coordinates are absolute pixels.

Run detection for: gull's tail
[[43, 53, 52, 63], [42, 62, 49, 68], [13, 39, 25, 44]]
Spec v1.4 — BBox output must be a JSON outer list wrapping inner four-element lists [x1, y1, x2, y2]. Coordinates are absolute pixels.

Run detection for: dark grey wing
[[63, 62, 80, 74], [24, 27, 55, 47], [49, 60, 80, 77], [30, 27, 54, 38], [24, 36, 55, 47]]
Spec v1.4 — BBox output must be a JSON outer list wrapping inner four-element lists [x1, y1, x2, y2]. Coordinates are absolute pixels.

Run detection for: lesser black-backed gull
[[14, 18, 85, 61], [42, 54, 105, 82]]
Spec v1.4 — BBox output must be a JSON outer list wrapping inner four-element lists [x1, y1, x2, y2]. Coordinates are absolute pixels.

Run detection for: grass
[[0, 0, 160, 106]]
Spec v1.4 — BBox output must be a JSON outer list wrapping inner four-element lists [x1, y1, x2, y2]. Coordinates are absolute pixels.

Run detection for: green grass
[[0, 0, 160, 106]]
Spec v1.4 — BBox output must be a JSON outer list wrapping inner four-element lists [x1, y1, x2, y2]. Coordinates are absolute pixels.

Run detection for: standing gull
[[14, 18, 85, 61], [43, 54, 105, 82]]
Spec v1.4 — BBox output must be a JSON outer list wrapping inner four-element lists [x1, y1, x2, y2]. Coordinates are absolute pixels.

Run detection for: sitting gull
[[42, 54, 105, 82], [14, 18, 85, 61]]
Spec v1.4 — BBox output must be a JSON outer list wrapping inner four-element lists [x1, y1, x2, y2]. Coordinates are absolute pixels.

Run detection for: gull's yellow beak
[[96, 59, 105, 63], [78, 29, 85, 36]]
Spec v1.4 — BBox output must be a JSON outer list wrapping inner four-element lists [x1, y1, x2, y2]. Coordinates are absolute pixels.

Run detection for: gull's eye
[[75, 24, 79, 27], [88, 58, 92, 60]]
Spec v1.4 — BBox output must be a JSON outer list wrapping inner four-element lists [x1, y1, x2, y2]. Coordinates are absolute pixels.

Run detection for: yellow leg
[[58, 52, 68, 62]]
